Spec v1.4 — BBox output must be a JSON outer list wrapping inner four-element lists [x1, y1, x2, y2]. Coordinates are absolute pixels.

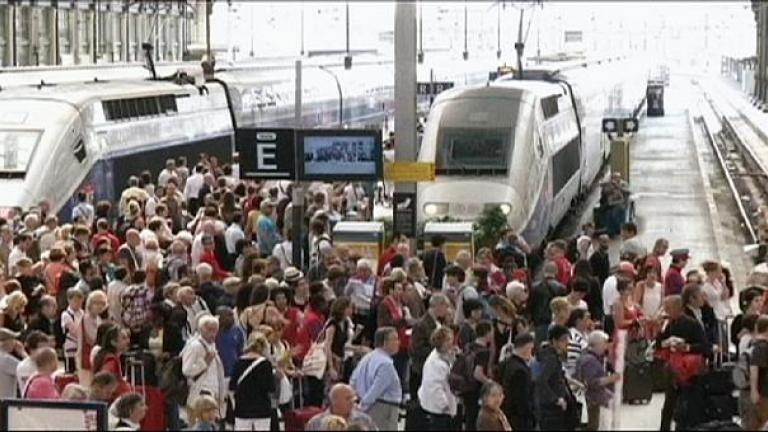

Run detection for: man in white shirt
[[71, 192, 94, 226], [35, 216, 59, 253], [184, 164, 205, 213], [7, 233, 32, 275], [602, 261, 637, 326], [158, 159, 178, 187], [224, 213, 245, 257], [345, 259, 377, 318], [181, 315, 225, 411]]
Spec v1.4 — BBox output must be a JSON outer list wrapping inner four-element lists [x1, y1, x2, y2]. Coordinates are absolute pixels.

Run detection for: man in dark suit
[[499, 332, 536, 431], [588, 232, 611, 287], [657, 294, 711, 431], [406, 293, 451, 431], [421, 236, 447, 290]]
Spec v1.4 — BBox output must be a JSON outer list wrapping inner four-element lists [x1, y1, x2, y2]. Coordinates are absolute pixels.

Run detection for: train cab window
[[541, 96, 560, 119], [73, 139, 86, 163], [0, 130, 42, 174], [436, 127, 511, 175]]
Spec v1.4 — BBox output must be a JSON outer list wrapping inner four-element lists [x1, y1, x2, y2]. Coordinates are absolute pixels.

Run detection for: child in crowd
[[61, 287, 85, 374], [189, 394, 220, 431]]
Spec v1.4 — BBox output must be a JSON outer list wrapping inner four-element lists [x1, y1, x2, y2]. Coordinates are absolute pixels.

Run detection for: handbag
[[658, 348, 704, 386], [301, 322, 330, 380]]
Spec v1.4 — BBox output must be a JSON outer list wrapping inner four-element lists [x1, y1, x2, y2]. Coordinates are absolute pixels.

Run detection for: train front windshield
[[437, 128, 511, 175], [0, 130, 41, 175], [432, 97, 517, 176]]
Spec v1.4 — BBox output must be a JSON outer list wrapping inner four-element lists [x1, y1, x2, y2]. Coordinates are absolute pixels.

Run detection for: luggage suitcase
[[675, 386, 709, 429], [622, 361, 653, 404], [651, 358, 666, 392], [283, 406, 323, 431], [54, 374, 79, 394], [136, 385, 167, 431], [703, 393, 738, 422], [282, 376, 323, 431]]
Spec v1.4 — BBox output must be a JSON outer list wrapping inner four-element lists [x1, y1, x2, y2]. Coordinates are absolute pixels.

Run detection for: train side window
[[73, 139, 86, 163]]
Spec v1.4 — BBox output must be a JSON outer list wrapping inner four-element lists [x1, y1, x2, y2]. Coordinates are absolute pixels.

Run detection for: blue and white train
[[416, 58, 647, 248]]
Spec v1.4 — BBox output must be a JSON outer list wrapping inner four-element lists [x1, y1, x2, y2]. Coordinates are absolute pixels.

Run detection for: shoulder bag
[[301, 321, 331, 379]]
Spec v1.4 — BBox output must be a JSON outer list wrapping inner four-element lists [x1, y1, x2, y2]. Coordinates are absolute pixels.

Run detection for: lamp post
[[317, 65, 344, 127]]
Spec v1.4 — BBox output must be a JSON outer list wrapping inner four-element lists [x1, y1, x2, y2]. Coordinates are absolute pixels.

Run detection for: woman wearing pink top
[[23, 347, 60, 400]]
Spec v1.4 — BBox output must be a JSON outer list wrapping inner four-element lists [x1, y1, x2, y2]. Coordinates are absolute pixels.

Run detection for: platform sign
[[393, 192, 417, 238], [237, 128, 296, 180], [384, 161, 435, 182], [417, 81, 454, 96]]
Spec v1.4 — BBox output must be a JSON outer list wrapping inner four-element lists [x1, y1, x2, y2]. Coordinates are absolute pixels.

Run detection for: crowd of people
[[0, 154, 766, 431]]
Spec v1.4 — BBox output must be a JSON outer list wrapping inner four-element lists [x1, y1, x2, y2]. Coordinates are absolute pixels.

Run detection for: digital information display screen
[[298, 130, 382, 181]]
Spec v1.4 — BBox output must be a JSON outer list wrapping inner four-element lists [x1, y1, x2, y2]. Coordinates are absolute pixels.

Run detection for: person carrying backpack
[[449, 321, 493, 432]]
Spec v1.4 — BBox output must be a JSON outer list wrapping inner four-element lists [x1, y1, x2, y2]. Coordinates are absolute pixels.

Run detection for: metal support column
[[292, 60, 305, 268], [394, 2, 418, 240]]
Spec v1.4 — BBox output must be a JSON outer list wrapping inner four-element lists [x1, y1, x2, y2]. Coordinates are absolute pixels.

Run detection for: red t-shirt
[[200, 250, 231, 281], [554, 256, 573, 287], [99, 353, 131, 400]]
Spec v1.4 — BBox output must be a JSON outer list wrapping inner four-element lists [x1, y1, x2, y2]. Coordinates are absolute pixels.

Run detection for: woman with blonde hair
[[229, 332, 275, 431], [78, 290, 108, 386], [0, 290, 27, 332], [189, 394, 220, 431]]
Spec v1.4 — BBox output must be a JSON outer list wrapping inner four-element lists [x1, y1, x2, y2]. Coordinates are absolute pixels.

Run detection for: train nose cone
[[418, 180, 523, 223]]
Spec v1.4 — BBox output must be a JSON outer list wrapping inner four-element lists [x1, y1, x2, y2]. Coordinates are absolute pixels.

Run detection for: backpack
[[449, 348, 478, 396], [159, 357, 189, 405], [310, 234, 333, 266], [733, 341, 753, 390]]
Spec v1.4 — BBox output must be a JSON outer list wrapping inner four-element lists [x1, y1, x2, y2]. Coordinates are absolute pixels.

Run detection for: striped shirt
[[566, 327, 588, 377]]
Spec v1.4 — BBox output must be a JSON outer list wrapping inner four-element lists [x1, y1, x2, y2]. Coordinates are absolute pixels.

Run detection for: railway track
[[695, 82, 768, 246]]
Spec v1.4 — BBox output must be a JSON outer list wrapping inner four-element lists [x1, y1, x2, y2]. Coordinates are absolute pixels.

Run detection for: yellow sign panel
[[384, 162, 436, 182]]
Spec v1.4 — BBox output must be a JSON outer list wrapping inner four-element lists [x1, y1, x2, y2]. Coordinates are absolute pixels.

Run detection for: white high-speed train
[[416, 59, 647, 248], [0, 57, 490, 220]]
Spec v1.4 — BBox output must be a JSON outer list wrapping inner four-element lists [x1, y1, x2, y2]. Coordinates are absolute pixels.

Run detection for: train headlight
[[499, 203, 513, 215], [424, 203, 448, 216]]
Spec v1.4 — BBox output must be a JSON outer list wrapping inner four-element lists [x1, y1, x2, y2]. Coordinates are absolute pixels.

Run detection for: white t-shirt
[[16, 357, 36, 396], [272, 241, 294, 269], [702, 280, 732, 321], [602, 275, 619, 317], [225, 224, 245, 255], [640, 282, 663, 319]]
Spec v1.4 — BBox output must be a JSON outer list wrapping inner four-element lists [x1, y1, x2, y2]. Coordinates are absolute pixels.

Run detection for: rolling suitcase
[[282, 377, 323, 431], [622, 361, 653, 404]]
